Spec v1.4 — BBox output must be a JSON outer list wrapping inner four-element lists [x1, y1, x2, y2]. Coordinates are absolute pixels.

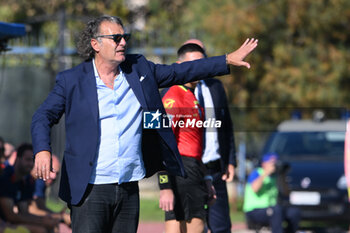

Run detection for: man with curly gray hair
[[76, 15, 125, 61], [31, 15, 258, 233]]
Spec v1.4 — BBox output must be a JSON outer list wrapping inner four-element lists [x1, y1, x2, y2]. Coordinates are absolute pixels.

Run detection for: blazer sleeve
[[31, 73, 66, 155], [151, 55, 230, 88]]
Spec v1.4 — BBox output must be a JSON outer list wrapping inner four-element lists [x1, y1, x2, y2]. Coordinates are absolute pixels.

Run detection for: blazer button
[[89, 162, 93, 166]]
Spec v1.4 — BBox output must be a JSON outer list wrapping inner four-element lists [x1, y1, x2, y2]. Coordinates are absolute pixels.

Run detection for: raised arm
[[153, 38, 258, 88]]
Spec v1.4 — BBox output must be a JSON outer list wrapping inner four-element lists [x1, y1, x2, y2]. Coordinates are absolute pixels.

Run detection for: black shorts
[[165, 156, 208, 221]]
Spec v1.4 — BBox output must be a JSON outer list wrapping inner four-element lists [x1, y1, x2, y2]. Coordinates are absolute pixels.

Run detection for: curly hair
[[76, 15, 124, 61]]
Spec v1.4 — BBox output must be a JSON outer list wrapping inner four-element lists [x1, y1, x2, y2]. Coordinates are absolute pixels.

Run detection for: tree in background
[[0, 0, 129, 46]]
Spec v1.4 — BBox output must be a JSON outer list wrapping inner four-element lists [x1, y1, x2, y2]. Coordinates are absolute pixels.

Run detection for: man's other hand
[[33, 151, 52, 181]]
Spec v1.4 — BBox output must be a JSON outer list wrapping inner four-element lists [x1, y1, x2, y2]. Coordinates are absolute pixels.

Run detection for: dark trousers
[[206, 170, 232, 233], [70, 182, 139, 233], [246, 205, 300, 233]]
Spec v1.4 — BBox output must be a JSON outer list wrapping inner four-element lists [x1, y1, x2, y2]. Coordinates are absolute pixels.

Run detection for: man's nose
[[119, 37, 127, 46]]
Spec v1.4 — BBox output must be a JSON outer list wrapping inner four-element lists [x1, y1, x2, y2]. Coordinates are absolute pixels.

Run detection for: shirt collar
[[92, 58, 123, 80]]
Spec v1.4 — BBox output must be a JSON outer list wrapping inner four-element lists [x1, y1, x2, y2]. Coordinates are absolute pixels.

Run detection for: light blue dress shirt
[[89, 59, 145, 184]]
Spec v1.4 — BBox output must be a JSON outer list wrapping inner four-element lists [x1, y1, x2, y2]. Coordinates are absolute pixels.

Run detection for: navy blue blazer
[[31, 54, 229, 205], [202, 78, 237, 170]]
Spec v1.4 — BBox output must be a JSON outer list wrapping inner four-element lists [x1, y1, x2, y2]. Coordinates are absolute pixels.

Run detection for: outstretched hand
[[226, 38, 258, 69]]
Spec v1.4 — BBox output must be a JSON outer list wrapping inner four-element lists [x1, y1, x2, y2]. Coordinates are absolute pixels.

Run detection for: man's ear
[[91, 38, 100, 53]]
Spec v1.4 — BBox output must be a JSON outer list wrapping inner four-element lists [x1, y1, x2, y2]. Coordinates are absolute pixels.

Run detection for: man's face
[[92, 21, 127, 65], [18, 149, 34, 175]]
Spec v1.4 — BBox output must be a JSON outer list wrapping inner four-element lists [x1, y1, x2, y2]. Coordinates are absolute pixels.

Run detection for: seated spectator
[[243, 153, 300, 233], [4, 142, 16, 166], [29, 155, 71, 228], [0, 143, 59, 233], [1, 138, 30, 233]]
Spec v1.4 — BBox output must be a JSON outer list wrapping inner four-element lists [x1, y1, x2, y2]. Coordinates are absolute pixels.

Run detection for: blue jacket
[[31, 54, 229, 205]]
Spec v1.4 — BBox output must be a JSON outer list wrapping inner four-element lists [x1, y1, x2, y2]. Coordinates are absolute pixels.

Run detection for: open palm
[[227, 38, 258, 69]]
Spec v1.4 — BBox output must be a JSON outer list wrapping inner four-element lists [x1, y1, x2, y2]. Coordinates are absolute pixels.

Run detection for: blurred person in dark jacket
[[0, 143, 59, 233], [0, 139, 30, 233]]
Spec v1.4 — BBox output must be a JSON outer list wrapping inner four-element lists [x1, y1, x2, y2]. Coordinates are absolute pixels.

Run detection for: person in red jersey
[[158, 43, 216, 233], [163, 85, 204, 161]]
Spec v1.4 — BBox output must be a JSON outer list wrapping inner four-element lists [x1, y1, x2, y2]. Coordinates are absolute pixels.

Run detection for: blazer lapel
[[80, 60, 147, 125], [81, 61, 99, 124], [121, 66, 147, 109]]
